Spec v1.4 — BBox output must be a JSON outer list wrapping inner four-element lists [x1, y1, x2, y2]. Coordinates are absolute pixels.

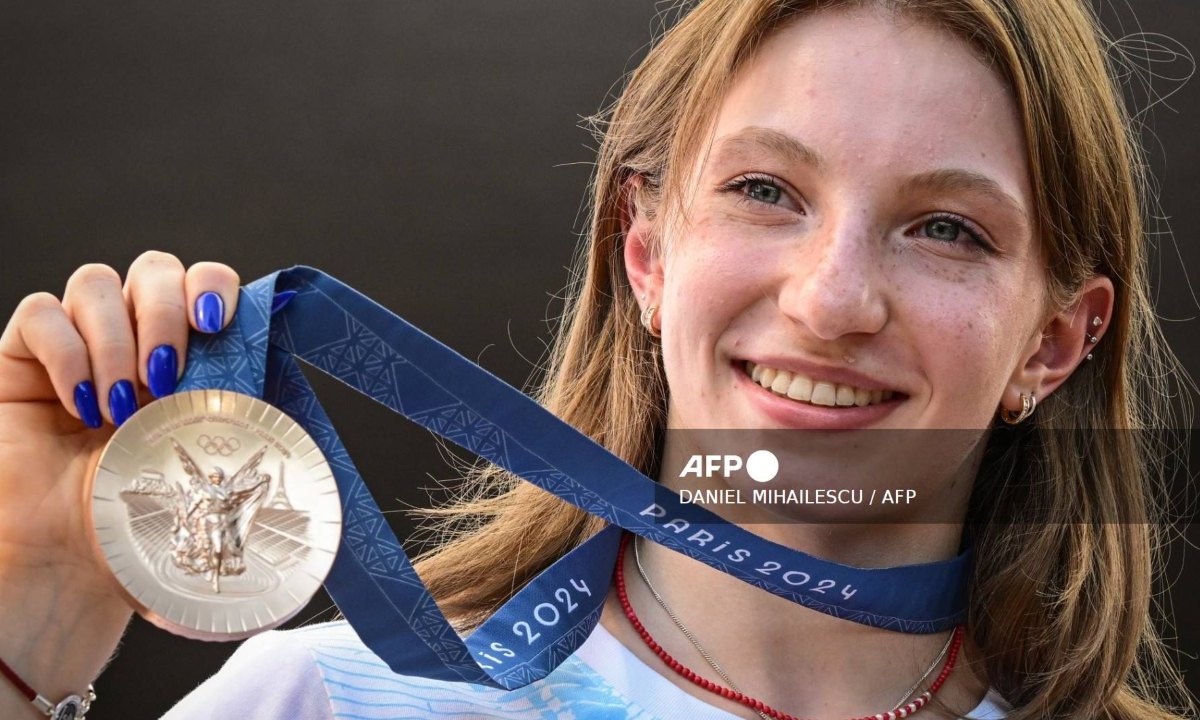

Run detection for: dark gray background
[[1, 2, 1196, 717]]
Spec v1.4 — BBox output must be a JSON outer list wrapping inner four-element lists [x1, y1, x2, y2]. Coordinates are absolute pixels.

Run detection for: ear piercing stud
[[1084, 316, 1102, 361]]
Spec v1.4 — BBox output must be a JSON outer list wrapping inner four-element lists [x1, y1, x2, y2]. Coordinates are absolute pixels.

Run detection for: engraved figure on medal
[[88, 389, 342, 640], [120, 439, 307, 595]]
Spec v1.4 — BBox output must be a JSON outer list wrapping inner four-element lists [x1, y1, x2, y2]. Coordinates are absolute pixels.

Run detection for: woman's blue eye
[[719, 174, 794, 210], [918, 213, 990, 253], [746, 181, 782, 205], [924, 218, 961, 242]]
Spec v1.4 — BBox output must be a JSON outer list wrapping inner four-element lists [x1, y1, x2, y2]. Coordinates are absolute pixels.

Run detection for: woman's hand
[[0, 251, 239, 707]]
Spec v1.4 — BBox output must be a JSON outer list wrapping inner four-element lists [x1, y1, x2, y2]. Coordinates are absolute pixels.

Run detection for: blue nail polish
[[73, 380, 102, 429], [195, 292, 225, 334], [270, 290, 298, 315], [108, 379, 138, 427], [147, 345, 178, 398]]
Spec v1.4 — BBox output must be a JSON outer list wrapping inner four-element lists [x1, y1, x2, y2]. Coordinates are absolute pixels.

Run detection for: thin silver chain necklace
[[631, 535, 956, 719]]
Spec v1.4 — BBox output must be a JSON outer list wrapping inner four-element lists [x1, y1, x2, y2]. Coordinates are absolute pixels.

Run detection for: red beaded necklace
[[614, 532, 965, 720]]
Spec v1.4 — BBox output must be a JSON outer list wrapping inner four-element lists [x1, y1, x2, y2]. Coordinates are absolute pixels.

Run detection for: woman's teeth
[[745, 361, 894, 408]]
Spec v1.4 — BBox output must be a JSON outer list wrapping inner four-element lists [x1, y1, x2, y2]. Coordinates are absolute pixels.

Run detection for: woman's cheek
[[922, 307, 1012, 424], [668, 231, 772, 307]]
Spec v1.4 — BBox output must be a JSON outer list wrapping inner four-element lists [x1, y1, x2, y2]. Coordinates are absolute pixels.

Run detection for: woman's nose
[[775, 220, 888, 340]]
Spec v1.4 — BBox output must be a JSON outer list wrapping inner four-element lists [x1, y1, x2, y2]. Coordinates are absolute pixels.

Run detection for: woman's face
[[638, 11, 1051, 506], [653, 9, 1045, 438]]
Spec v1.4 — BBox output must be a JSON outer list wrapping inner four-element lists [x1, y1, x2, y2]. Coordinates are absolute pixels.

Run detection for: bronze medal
[[87, 389, 342, 640]]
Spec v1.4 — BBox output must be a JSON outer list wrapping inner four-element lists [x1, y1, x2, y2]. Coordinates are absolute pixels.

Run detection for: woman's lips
[[733, 360, 904, 430]]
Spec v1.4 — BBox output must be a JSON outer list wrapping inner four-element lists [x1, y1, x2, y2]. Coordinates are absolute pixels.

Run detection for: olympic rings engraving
[[197, 435, 241, 456]]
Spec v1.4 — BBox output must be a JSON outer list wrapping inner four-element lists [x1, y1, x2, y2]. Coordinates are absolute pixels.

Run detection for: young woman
[[0, 0, 1193, 718]]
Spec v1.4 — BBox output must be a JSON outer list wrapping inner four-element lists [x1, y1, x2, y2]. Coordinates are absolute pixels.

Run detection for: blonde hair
[[412, 1, 1196, 716]]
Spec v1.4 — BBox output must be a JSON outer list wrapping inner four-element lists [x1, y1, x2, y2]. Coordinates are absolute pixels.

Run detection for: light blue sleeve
[[162, 631, 333, 720]]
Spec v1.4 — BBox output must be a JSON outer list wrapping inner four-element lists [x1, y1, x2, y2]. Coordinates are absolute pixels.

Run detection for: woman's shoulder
[[162, 619, 662, 720]]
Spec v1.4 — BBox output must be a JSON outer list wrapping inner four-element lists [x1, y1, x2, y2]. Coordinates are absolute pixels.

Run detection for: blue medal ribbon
[[176, 267, 970, 689]]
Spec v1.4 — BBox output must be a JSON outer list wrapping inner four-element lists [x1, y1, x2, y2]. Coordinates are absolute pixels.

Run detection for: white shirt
[[165, 620, 1011, 719]]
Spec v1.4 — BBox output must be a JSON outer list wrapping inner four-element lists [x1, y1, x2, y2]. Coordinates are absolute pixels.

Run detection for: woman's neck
[[598, 521, 990, 719]]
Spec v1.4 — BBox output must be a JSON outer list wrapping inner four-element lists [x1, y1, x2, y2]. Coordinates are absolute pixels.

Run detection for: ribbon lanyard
[[177, 267, 970, 689]]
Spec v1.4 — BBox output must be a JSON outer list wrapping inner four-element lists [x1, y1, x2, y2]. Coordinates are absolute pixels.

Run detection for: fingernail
[[73, 381, 102, 429], [270, 290, 298, 315], [195, 292, 225, 334], [108, 379, 138, 427], [147, 345, 178, 398]]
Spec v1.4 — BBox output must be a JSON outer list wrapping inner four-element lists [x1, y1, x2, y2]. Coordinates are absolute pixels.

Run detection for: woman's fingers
[[62, 264, 139, 426], [0, 292, 99, 426], [128, 255, 240, 399], [185, 262, 239, 334], [125, 251, 188, 399], [1, 255, 241, 428]]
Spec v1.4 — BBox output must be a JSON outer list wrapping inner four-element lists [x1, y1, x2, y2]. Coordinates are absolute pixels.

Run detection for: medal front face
[[88, 389, 342, 640]]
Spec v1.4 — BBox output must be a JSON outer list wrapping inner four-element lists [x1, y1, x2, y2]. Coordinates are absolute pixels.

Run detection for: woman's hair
[[411, 1, 1196, 716]]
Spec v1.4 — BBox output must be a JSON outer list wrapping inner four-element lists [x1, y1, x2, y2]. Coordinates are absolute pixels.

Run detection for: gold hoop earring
[[640, 304, 661, 338], [1000, 392, 1036, 425]]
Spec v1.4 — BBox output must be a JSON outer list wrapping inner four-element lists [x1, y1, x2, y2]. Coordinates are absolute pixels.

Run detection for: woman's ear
[[1003, 275, 1114, 410], [621, 174, 665, 310]]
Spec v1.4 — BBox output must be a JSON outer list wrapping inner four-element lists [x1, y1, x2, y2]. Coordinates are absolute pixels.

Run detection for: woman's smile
[[734, 359, 906, 430], [734, 360, 903, 430], [742, 359, 900, 407]]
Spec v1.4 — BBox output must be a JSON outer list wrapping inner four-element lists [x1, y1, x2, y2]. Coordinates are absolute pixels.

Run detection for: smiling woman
[[409, 1, 1195, 718], [0, 1, 1194, 719]]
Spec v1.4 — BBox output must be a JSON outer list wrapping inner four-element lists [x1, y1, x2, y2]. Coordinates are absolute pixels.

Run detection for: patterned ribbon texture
[[175, 267, 970, 689]]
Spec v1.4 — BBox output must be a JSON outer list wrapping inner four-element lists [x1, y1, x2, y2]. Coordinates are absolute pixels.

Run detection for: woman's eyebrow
[[711, 126, 826, 171], [899, 168, 1028, 226]]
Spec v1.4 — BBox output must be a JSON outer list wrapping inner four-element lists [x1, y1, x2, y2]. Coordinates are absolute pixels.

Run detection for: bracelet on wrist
[[0, 655, 95, 720]]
